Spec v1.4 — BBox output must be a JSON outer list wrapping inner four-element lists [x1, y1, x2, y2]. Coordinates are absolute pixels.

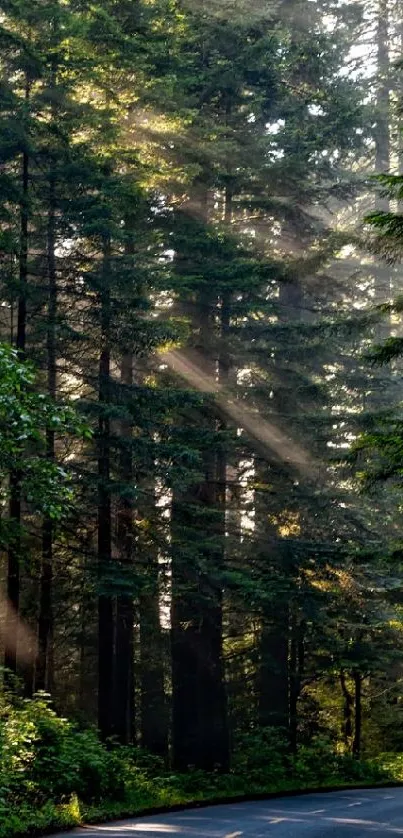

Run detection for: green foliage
[[0, 691, 122, 807], [232, 728, 290, 784], [0, 701, 397, 838], [0, 343, 89, 538], [0, 798, 80, 838], [233, 728, 387, 788]]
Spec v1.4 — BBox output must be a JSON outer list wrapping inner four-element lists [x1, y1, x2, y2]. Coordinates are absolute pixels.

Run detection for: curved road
[[47, 789, 403, 837]]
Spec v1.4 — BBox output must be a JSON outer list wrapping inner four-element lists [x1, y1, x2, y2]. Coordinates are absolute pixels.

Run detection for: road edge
[[38, 780, 403, 836]]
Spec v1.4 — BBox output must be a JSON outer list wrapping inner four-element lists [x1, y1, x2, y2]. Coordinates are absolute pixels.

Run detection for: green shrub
[[0, 691, 38, 805], [293, 736, 341, 783], [0, 692, 397, 838], [0, 691, 133, 807], [232, 728, 290, 784], [231, 729, 389, 789]]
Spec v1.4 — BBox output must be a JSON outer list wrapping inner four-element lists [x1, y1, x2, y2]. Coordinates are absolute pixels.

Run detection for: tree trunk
[[374, 0, 391, 312], [115, 594, 134, 744], [140, 549, 168, 758], [376, 0, 390, 187], [171, 190, 229, 772], [370, 1, 392, 393], [79, 565, 98, 724], [114, 353, 135, 745], [289, 606, 304, 753], [171, 430, 229, 771], [4, 86, 30, 679], [259, 267, 304, 739], [139, 467, 168, 758], [97, 236, 115, 740], [258, 611, 289, 730], [353, 671, 362, 758], [36, 171, 57, 693], [171, 509, 228, 772], [340, 669, 354, 750]]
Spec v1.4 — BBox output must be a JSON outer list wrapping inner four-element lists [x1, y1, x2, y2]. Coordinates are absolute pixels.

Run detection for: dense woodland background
[[2, 0, 403, 782]]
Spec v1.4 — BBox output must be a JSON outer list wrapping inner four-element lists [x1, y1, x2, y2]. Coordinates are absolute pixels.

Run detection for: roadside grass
[[1, 694, 402, 838], [3, 763, 401, 838]]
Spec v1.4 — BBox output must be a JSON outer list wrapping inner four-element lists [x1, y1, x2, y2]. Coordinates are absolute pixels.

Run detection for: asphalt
[[46, 789, 403, 837]]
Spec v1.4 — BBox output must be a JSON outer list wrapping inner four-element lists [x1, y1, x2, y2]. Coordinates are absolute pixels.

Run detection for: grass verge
[[2, 775, 403, 838], [2, 695, 403, 838]]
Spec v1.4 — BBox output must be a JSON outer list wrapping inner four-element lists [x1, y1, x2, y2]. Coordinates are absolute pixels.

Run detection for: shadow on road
[[76, 793, 403, 837]]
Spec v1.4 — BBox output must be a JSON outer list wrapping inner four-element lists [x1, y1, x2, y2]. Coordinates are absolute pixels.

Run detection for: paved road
[[47, 789, 403, 837]]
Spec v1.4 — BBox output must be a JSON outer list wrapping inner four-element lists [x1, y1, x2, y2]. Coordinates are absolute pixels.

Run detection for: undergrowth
[[0, 692, 399, 838]]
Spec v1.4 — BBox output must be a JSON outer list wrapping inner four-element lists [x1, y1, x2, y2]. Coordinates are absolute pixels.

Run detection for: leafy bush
[[371, 752, 403, 781], [342, 754, 386, 783], [0, 696, 397, 838], [0, 691, 134, 807], [293, 736, 341, 783], [232, 728, 290, 784], [232, 729, 389, 789]]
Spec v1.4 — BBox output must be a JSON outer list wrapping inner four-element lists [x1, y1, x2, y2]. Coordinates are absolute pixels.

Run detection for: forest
[[2, 0, 403, 835]]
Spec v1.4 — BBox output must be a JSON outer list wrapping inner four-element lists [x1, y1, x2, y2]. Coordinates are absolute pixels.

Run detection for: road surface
[[47, 789, 403, 837]]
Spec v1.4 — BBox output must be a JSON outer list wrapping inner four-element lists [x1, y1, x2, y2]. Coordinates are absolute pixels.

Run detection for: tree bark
[[289, 606, 304, 753], [79, 557, 98, 723], [171, 493, 228, 770], [375, 0, 390, 187], [353, 671, 362, 758], [340, 669, 354, 750], [258, 610, 289, 730], [36, 170, 57, 693], [374, 0, 391, 310], [97, 236, 115, 740], [114, 353, 135, 745], [4, 76, 30, 680], [140, 549, 168, 758], [139, 462, 168, 758], [171, 190, 229, 772], [171, 412, 229, 770]]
